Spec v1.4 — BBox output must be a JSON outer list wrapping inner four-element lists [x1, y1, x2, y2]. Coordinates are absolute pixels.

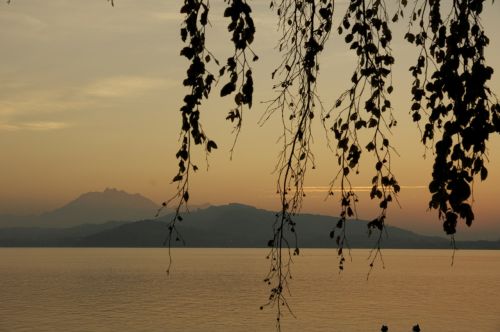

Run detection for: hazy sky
[[1, 1, 499, 239]]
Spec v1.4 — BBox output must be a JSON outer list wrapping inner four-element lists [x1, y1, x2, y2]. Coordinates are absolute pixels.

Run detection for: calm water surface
[[1, 248, 499, 331]]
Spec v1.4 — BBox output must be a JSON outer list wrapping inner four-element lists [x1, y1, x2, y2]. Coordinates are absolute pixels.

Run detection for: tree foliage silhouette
[[162, 0, 499, 327]]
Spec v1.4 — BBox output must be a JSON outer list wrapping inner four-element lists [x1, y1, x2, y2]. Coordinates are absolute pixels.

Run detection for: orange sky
[[1, 1, 499, 240]]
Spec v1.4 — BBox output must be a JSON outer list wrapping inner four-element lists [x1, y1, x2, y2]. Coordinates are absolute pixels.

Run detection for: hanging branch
[[324, 0, 400, 271], [221, 0, 258, 157], [259, 0, 333, 328], [162, 0, 259, 273], [406, 0, 500, 240], [161, 0, 218, 274]]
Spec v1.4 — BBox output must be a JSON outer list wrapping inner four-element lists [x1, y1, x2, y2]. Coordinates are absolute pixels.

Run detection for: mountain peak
[[102, 187, 133, 195], [39, 188, 160, 228]]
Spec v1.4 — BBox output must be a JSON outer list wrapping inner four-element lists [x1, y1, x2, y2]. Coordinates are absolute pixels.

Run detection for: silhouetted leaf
[[481, 166, 488, 181], [405, 32, 415, 43], [207, 140, 218, 152], [180, 47, 194, 59], [220, 82, 236, 97]]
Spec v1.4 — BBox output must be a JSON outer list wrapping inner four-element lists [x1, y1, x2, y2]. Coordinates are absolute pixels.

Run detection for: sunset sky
[[1, 1, 499, 240]]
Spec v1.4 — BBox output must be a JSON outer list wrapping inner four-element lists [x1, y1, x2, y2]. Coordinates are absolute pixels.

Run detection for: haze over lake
[[1, 248, 499, 331]]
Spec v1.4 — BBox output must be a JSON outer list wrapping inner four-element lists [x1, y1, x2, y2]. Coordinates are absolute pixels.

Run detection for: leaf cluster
[[407, 0, 500, 235], [220, 0, 258, 153], [325, 0, 400, 269]]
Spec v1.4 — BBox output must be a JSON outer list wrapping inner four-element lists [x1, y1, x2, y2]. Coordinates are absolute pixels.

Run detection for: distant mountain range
[[0, 194, 499, 249]]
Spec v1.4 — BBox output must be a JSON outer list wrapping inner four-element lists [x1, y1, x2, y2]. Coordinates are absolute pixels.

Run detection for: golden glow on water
[[1, 248, 499, 331]]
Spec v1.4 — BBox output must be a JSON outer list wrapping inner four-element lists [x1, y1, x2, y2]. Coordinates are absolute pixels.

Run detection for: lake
[[1, 248, 499, 331]]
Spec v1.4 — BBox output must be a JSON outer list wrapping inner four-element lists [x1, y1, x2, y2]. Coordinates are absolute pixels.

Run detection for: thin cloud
[[23, 121, 71, 130], [0, 122, 19, 131], [0, 87, 91, 117], [151, 12, 183, 22], [84, 76, 175, 98], [0, 121, 71, 131], [0, 76, 173, 121]]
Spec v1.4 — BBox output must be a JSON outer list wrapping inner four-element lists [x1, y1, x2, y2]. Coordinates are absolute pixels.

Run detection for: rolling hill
[[1, 203, 499, 249]]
